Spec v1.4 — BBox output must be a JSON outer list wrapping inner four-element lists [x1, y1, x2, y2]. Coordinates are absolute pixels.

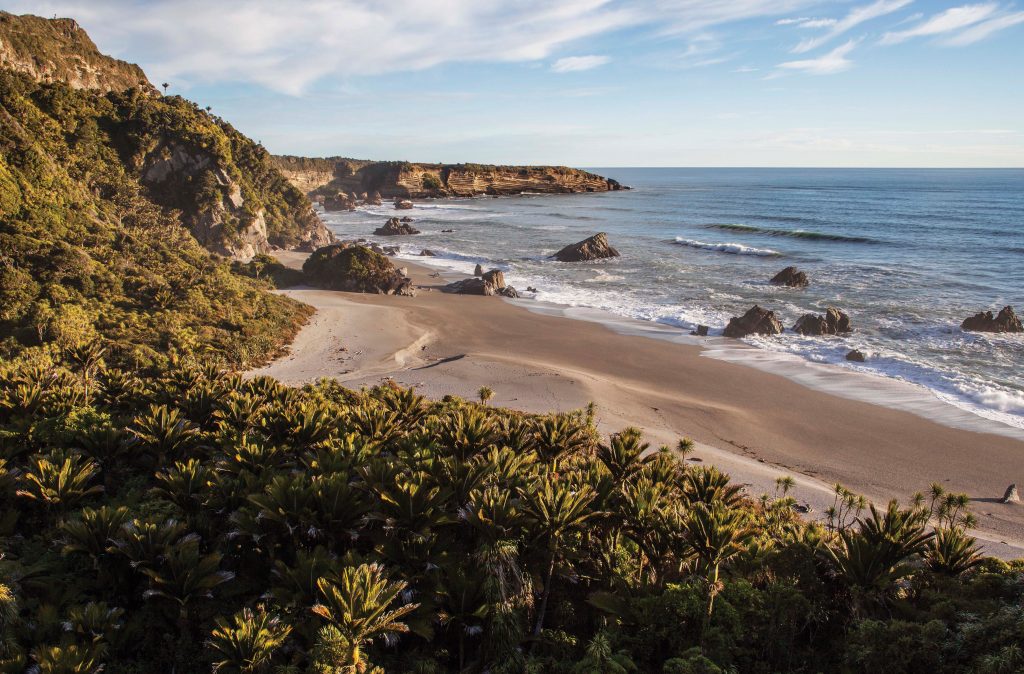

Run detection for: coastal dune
[[255, 252, 1024, 556]]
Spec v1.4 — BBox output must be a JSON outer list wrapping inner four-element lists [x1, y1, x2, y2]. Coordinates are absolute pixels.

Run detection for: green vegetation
[[421, 173, 442, 191], [0, 355, 1020, 674], [0, 69, 314, 368], [302, 245, 411, 295]]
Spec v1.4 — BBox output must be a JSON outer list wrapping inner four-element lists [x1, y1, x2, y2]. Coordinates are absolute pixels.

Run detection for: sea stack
[[553, 232, 620, 262]]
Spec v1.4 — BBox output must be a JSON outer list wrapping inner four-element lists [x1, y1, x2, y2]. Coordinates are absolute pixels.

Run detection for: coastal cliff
[[0, 12, 331, 260], [0, 11, 155, 93], [272, 155, 623, 200]]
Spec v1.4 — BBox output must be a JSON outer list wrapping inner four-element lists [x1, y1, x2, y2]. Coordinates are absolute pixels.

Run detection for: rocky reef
[[272, 155, 623, 200], [723, 306, 784, 338]]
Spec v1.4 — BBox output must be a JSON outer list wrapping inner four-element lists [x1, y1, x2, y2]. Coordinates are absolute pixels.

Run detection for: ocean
[[318, 168, 1024, 431]]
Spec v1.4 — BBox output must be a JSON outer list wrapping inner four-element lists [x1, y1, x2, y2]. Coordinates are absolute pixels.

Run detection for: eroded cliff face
[[272, 156, 623, 200], [0, 12, 155, 93]]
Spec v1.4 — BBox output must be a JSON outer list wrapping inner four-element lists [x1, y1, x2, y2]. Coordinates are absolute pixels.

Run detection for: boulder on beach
[[481, 269, 506, 289], [1002, 484, 1020, 504], [723, 305, 784, 338], [442, 278, 495, 296], [690, 325, 709, 337], [961, 306, 1023, 333], [419, 249, 436, 256], [498, 286, 519, 298], [474, 264, 484, 277], [792, 307, 852, 336], [553, 232, 620, 262], [845, 349, 866, 362], [770, 266, 809, 288], [394, 198, 414, 210], [302, 244, 414, 296], [374, 217, 420, 236]]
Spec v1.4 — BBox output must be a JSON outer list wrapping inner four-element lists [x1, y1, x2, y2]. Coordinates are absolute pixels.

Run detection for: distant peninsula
[[272, 155, 624, 200]]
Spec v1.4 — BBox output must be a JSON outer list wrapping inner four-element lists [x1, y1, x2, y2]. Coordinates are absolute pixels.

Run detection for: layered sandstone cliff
[[272, 156, 623, 200]]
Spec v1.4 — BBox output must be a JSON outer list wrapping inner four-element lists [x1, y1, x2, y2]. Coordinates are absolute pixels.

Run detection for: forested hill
[[0, 10, 343, 369]]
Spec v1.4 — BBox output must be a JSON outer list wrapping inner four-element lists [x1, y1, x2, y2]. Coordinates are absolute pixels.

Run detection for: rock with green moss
[[302, 245, 414, 295]]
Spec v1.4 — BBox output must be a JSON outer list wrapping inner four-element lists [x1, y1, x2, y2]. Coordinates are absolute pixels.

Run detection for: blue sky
[[9, 0, 1024, 166]]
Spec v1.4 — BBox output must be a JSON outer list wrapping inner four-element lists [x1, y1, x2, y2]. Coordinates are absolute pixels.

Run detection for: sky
[[7, 0, 1024, 166]]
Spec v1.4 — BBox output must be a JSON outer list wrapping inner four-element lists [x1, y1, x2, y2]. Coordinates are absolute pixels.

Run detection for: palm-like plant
[[312, 563, 419, 672], [825, 500, 933, 615], [597, 428, 651, 486], [31, 641, 106, 674], [681, 466, 744, 508], [208, 605, 292, 674], [531, 414, 593, 464], [139, 535, 235, 622], [683, 502, 753, 626], [64, 341, 106, 403], [926, 527, 984, 577], [154, 458, 211, 515], [572, 632, 637, 673], [130, 404, 200, 465], [520, 477, 597, 636], [17, 451, 104, 512], [62, 506, 130, 565], [477, 386, 494, 405]]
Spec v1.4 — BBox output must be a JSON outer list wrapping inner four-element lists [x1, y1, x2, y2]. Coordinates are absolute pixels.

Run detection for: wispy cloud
[[777, 39, 859, 74], [880, 3, 998, 44], [777, 16, 838, 28], [792, 0, 912, 53], [551, 55, 610, 73], [943, 10, 1024, 44]]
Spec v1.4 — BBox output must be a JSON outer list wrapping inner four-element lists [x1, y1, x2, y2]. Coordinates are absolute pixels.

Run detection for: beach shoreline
[[254, 250, 1024, 557]]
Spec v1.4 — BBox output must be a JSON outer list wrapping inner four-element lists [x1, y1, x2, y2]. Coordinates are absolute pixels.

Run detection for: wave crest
[[705, 223, 877, 243], [673, 237, 780, 256]]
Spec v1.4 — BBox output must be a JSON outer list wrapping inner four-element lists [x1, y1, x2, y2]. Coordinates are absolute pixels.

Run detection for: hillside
[[273, 155, 624, 200], [0, 11, 154, 93], [0, 68, 315, 368]]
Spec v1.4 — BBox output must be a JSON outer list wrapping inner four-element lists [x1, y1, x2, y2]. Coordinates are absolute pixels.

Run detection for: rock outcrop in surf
[[723, 306, 784, 338], [961, 306, 1022, 333], [792, 308, 852, 336], [553, 233, 620, 262]]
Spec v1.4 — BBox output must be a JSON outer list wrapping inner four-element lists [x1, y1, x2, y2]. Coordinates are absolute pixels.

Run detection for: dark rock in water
[[382, 246, 400, 256], [442, 278, 495, 296], [441, 228, 455, 233], [793, 307, 852, 336], [770, 266, 809, 288], [690, 325, 709, 337], [323, 191, 356, 211], [723, 305, 784, 338], [526, 286, 538, 293], [1003, 484, 1020, 504], [961, 306, 1023, 333], [845, 349, 866, 362], [498, 286, 519, 298], [399, 216, 413, 222], [375, 217, 420, 236], [481, 269, 506, 289], [303, 244, 414, 296], [419, 249, 436, 256], [553, 232, 620, 262], [394, 198, 414, 210], [365, 191, 383, 206], [474, 264, 484, 277]]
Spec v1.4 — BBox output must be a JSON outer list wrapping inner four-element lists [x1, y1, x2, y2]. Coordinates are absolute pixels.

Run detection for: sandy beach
[[253, 251, 1024, 557]]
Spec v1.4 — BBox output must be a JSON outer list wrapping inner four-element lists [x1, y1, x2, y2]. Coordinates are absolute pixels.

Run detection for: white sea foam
[[673, 238, 780, 256]]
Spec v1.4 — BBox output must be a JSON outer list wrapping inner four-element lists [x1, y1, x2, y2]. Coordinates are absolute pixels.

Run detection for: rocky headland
[[272, 155, 624, 200]]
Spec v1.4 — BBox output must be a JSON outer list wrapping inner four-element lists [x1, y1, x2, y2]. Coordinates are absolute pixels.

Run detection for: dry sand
[[253, 251, 1024, 557]]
